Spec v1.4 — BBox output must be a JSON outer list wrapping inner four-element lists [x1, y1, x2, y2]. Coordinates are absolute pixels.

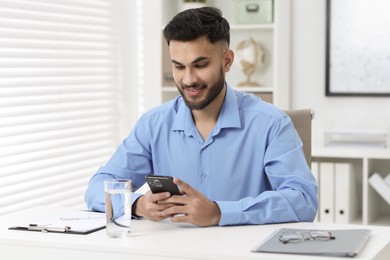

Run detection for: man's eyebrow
[[191, 56, 208, 64], [171, 56, 209, 65], [171, 60, 183, 66]]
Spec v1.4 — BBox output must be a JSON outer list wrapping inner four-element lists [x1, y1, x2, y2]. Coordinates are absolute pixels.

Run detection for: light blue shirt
[[85, 85, 318, 226]]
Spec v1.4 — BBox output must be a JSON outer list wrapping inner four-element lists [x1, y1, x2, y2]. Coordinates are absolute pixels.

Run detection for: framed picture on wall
[[325, 0, 390, 96]]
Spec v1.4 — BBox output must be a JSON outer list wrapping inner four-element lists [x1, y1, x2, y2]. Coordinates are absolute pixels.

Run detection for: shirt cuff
[[214, 200, 243, 226], [131, 193, 144, 219]]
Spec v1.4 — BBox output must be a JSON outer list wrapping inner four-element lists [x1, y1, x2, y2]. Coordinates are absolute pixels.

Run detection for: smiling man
[[85, 7, 318, 227]]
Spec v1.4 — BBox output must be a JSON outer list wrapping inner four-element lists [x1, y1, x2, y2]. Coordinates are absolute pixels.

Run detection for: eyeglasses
[[279, 230, 336, 244]]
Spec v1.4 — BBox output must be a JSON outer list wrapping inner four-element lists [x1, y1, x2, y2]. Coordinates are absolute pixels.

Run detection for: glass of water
[[104, 179, 132, 238]]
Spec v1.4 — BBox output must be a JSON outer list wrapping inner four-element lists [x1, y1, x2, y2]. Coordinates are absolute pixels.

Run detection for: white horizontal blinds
[[0, 0, 121, 215]]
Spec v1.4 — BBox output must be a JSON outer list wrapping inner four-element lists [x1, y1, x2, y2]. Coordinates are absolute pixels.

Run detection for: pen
[[28, 224, 71, 233]]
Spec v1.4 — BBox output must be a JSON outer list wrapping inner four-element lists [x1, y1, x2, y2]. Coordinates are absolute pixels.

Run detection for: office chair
[[284, 109, 314, 166]]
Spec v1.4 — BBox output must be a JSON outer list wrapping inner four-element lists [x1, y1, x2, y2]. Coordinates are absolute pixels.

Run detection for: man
[[85, 7, 318, 227]]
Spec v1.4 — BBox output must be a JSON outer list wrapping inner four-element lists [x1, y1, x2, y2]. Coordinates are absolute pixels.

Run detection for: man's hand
[[134, 191, 179, 221], [159, 178, 221, 227]]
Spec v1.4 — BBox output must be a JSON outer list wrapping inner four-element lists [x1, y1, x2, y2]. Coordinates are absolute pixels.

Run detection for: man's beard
[[177, 69, 225, 110]]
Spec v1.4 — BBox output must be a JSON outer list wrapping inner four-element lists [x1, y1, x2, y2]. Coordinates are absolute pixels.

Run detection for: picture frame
[[325, 0, 390, 96]]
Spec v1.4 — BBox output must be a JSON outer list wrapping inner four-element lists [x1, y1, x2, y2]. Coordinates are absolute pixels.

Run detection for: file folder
[[384, 173, 390, 186], [335, 162, 357, 224], [319, 162, 335, 223], [311, 161, 320, 181], [369, 173, 390, 206], [311, 161, 320, 222], [8, 206, 106, 235], [252, 228, 371, 257]]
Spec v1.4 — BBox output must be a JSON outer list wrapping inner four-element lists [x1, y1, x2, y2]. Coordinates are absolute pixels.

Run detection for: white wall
[[290, 0, 390, 146], [118, 0, 163, 140]]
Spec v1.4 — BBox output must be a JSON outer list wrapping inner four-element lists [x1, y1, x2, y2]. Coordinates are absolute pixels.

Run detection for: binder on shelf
[[311, 161, 320, 182], [384, 173, 390, 187], [369, 173, 390, 206], [319, 162, 335, 223], [334, 163, 357, 224]]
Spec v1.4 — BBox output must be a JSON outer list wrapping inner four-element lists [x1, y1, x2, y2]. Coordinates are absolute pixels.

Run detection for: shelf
[[230, 24, 274, 30], [162, 86, 178, 92], [369, 215, 390, 226], [313, 147, 390, 226], [233, 86, 273, 92], [162, 86, 273, 93], [349, 217, 363, 226], [313, 146, 390, 159]]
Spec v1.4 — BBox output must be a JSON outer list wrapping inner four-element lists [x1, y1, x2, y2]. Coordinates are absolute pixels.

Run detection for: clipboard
[[8, 207, 106, 235], [252, 228, 371, 257]]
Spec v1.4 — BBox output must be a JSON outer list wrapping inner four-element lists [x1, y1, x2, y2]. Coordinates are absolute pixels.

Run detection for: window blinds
[[0, 0, 122, 215]]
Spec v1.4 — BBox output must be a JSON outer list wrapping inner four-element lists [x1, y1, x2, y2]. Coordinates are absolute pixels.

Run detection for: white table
[[0, 206, 389, 260]]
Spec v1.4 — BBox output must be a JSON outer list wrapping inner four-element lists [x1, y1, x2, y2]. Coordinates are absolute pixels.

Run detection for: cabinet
[[160, 0, 291, 109], [312, 146, 390, 226]]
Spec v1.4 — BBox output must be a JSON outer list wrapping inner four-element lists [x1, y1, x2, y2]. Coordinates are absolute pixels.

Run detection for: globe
[[235, 38, 264, 87]]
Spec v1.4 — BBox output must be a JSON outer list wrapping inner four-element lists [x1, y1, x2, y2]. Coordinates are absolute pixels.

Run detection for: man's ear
[[224, 49, 234, 72]]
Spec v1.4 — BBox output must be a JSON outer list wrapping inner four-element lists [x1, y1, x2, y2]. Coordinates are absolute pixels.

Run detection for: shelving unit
[[312, 146, 390, 226], [160, 0, 291, 109]]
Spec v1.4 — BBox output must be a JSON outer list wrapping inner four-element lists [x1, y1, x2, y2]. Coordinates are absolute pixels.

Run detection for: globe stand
[[237, 60, 261, 86]]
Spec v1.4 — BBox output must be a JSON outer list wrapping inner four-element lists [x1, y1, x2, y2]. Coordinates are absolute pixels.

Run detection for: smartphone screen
[[145, 175, 181, 195]]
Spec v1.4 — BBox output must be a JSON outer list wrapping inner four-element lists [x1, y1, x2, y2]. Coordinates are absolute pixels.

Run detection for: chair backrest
[[284, 109, 314, 166]]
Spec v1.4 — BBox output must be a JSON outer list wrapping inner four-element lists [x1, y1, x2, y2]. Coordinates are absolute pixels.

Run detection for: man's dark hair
[[163, 7, 230, 46]]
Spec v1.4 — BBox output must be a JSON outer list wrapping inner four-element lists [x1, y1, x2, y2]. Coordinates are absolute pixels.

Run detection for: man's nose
[[183, 68, 197, 86]]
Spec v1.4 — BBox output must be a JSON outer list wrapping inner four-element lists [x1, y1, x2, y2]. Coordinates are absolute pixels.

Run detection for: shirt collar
[[172, 84, 242, 135]]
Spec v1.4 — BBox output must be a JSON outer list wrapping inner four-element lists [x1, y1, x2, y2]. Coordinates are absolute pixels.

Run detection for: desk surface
[[1, 206, 390, 260]]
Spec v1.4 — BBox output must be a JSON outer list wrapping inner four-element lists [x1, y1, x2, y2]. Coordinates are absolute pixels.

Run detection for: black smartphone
[[145, 175, 181, 195]]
